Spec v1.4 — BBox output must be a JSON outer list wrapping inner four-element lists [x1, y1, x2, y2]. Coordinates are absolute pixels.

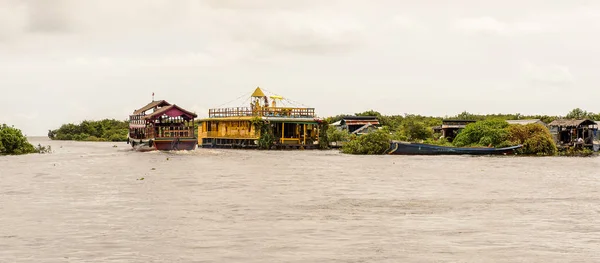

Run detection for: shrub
[[423, 137, 453, 146], [251, 117, 277, 150], [0, 124, 46, 155], [341, 128, 392, 155], [453, 119, 509, 147], [559, 147, 594, 157], [326, 126, 350, 143], [507, 124, 557, 156]]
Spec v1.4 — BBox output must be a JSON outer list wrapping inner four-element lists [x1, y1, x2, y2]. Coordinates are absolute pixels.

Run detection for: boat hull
[[153, 138, 197, 151], [128, 137, 197, 151], [388, 141, 522, 155]]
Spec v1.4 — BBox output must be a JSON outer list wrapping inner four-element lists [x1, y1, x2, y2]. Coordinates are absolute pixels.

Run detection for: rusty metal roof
[[342, 116, 379, 120]]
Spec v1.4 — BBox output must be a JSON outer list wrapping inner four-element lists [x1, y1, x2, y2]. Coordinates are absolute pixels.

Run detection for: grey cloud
[[24, 0, 72, 33], [4, 0, 600, 136], [220, 11, 368, 56]]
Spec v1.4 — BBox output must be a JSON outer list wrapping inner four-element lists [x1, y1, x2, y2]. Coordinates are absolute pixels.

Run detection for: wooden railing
[[202, 131, 258, 139], [129, 114, 146, 126], [209, 107, 315, 118], [157, 127, 194, 138]]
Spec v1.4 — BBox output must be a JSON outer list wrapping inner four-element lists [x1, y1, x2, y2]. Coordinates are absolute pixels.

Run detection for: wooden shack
[[548, 119, 598, 148], [441, 119, 476, 142], [331, 116, 380, 135]]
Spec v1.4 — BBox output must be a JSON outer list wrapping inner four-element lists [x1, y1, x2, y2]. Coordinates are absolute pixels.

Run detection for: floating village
[[126, 87, 600, 156]]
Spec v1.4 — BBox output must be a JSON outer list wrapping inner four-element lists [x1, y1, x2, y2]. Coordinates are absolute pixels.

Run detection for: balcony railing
[[201, 131, 258, 139], [157, 127, 194, 138], [209, 107, 315, 118]]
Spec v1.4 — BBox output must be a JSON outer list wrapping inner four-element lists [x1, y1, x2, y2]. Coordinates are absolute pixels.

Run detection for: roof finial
[[152, 92, 155, 102], [251, 87, 265, 97]]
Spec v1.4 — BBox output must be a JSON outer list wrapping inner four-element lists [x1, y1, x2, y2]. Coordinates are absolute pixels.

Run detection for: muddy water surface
[[1, 137, 599, 262]]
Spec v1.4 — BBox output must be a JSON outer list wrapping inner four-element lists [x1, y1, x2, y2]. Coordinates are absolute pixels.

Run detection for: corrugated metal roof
[[506, 119, 545, 125], [344, 120, 380, 126]]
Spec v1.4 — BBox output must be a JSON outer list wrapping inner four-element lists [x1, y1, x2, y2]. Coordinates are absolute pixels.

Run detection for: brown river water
[[1, 137, 599, 262]]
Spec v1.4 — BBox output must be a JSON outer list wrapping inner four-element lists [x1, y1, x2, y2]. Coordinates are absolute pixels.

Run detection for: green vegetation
[[452, 119, 510, 147], [251, 117, 277, 150], [341, 128, 391, 155], [318, 120, 330, 149], [329, 108, 598, 156], [507, 123, 557, 156], [48, 119, 129, 142], [392, 116, 435, 142], [559, 147, 594, 157], [452, 120, 558, 156], [1, 124, 52, 155], [326, 125, 350, 144]]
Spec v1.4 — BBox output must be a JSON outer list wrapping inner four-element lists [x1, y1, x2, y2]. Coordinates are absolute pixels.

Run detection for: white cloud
[[0, 1, 28, 41], [456, 16, 507, 33], [390, 15, 424, 31], [455, 16, 542, 35], [520, 61, 574, 86]]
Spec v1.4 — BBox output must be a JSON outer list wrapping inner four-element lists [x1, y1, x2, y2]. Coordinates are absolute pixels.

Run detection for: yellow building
[[198, 87, 322, 149]]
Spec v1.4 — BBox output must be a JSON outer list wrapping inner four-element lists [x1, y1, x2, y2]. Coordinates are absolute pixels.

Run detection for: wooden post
[[303, 124, 307, 145], [281, 123, 285, 144]]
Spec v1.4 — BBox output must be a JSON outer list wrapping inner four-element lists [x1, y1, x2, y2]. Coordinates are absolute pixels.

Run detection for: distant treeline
[[326, 108, 600, 131], [48, 119, 129, 142]]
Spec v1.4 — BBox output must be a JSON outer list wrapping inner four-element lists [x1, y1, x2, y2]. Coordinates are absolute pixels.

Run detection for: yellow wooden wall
[[198, 120, 258, 140]]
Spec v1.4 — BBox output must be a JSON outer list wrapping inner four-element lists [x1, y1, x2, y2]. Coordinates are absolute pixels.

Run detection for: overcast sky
[[1, 0, 599, 136]]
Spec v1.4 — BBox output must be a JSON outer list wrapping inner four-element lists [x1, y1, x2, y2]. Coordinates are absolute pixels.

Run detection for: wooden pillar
[[303, 124, 307, 145], [281, 123, 285, 144]]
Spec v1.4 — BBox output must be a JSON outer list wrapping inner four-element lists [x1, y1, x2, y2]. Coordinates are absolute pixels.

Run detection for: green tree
[[0, 124, 37, 155], [454, 111, 483, 120], [398, 118, 433, 141], [318, 120, 330, 149], [566, 108, 589, 119]]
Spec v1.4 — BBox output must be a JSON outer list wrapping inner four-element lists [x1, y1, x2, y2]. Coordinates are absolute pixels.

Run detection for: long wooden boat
[[127, 99, 198, 151], [387, 141, 522, 155]]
